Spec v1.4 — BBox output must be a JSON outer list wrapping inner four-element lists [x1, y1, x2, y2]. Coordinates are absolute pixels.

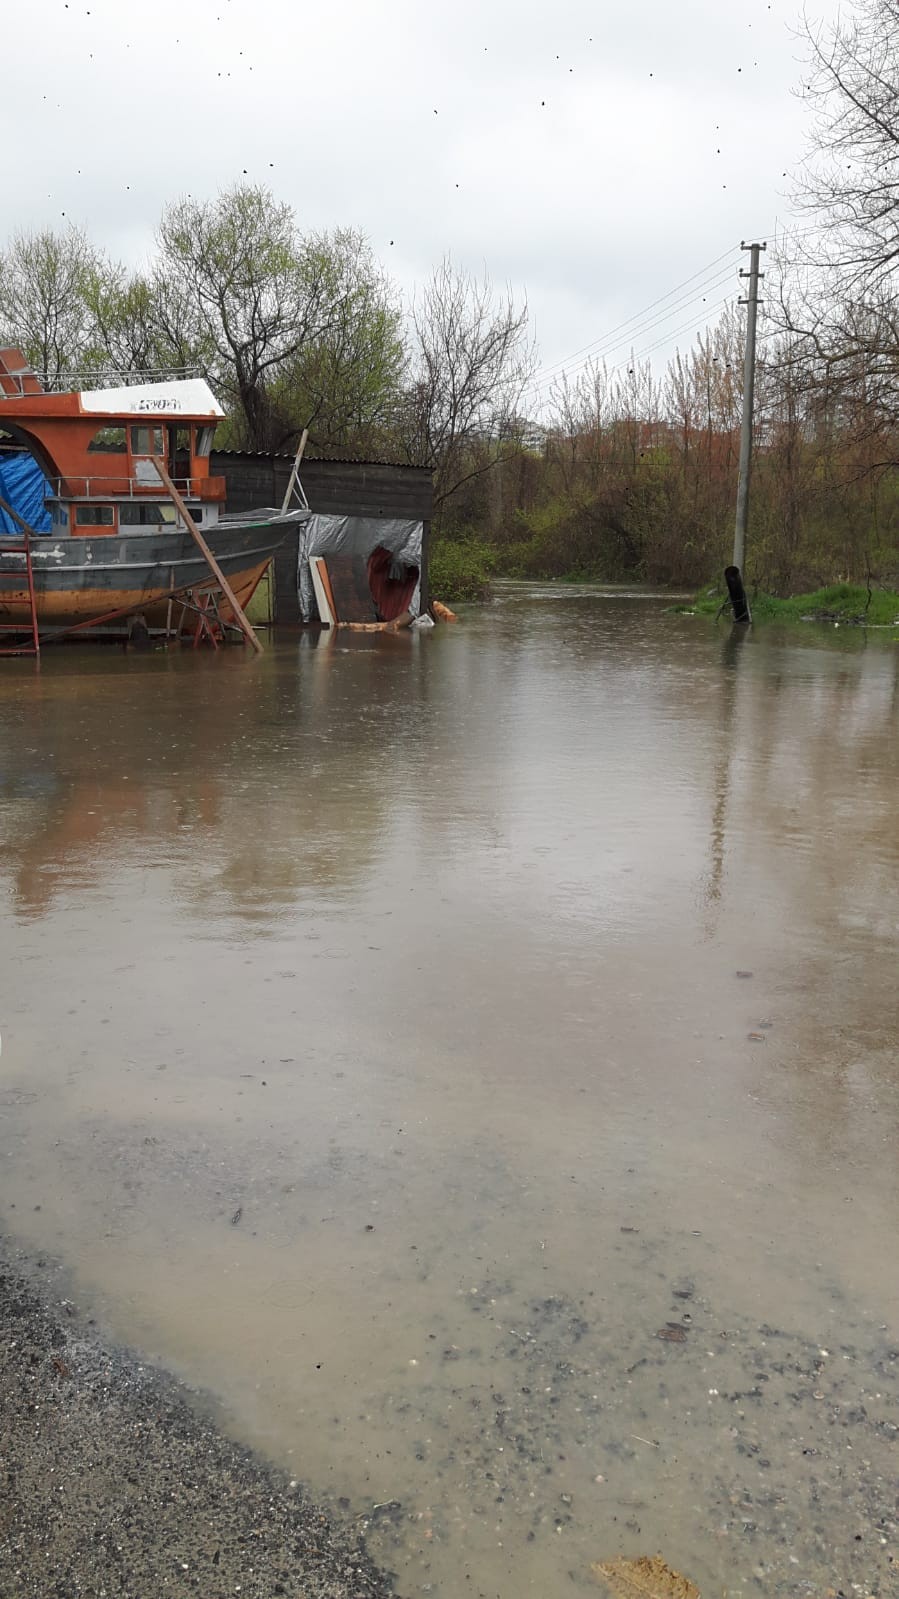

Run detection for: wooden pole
[[280, 428, 309, 515], [152, 458, 264, 655]]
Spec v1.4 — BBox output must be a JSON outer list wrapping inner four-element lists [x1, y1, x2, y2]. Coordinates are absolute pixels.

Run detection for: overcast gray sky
[[5, 0, 839, 403]]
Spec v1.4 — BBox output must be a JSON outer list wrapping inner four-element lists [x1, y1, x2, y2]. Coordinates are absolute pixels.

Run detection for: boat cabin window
[[75, 505, 115, 527], [195, 426, 214, 456], [169, 425, 192, 480], [130, 425, 165, 456], [87, 426, 127, 453], [119, 503, 178, 525]]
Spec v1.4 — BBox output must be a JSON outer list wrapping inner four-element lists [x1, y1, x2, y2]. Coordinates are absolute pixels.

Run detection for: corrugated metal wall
[[211, 454, 434, 623]]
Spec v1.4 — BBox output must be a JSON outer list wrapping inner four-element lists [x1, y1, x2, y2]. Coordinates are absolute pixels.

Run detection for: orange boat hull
[[0, 520, 294, 635]]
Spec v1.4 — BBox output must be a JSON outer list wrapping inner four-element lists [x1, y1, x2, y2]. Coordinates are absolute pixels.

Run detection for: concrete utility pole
[[731, 241, 766, 590]]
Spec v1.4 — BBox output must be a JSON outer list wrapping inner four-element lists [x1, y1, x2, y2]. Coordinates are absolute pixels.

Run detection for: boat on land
[[0, 347, 308, 638]]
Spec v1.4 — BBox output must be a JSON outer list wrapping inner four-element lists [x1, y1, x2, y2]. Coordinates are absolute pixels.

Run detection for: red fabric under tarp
[[367, 544, 420, 621]]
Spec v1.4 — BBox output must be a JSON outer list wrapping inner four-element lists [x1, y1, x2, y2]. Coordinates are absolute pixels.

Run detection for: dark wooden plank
[[323, 555, 379, 623]]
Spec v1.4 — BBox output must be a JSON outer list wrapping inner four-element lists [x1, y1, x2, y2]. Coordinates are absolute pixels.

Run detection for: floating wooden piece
[[336, 610, 412, 633], [592, 1555, 700, 1599]]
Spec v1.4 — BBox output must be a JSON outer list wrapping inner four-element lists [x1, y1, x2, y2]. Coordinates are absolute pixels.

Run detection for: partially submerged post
[[153, 458, 265, 655], [730, 240, 765, 623], [724, 565, 751, 625]]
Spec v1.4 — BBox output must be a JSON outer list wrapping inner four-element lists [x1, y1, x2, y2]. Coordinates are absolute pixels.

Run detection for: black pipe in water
[[724, 565, 751, 624]]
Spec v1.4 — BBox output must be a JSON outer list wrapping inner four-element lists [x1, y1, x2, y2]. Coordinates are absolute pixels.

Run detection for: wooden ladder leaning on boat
[[0, 492, 40, 658]]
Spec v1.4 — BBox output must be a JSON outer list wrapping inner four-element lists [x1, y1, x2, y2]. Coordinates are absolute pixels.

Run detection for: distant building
[[517, 422, 548, 454]]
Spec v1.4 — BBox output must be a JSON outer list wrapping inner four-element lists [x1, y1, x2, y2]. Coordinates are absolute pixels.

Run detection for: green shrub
[[429, 534, 495, 603], [495, 497, 616, 581]]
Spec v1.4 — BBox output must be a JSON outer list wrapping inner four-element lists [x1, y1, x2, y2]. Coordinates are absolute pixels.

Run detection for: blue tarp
[[0, 452, 52, 534]]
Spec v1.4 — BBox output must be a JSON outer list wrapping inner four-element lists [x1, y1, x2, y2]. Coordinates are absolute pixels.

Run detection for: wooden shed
[[210, 451, 434, 624]]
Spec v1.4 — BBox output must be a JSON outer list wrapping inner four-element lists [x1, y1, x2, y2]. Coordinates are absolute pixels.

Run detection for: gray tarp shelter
[[210, 452, 434, 624], [297, 514, 423, 622]]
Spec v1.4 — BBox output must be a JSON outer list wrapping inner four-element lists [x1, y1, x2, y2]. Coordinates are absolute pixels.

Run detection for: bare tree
[[794, 0, 899, 298], [0, 226, 103, 381], [772, 0, 899, 437], [401, 258, 535, 507]]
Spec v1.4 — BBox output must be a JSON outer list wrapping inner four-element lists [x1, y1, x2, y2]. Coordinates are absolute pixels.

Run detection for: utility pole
[[728, 240, 765, 623]]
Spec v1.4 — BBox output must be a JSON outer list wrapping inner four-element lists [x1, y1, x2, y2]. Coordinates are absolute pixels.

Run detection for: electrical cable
[[527, 265, 740, 395], [528, 247, 744, 386], [526, 223, 820, 399]]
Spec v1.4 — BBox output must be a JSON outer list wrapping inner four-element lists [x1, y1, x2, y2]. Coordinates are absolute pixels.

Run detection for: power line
[[526, 264, 740, 396], [527, 245, 743, 387], [526, 223, 819, 399], [619, 292, 736, 368], [529, 284, 738, 402], [529, 266, 740, 391], [529, 291, 737, 418], [596, 294, 735, 387], [530, 244, 743, 380]]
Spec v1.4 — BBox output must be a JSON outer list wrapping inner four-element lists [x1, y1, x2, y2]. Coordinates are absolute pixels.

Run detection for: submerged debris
[[592, 1554, 700, 1599]]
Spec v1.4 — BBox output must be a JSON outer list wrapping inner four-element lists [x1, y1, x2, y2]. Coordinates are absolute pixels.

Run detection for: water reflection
[[0, 597, 898, 1599], [700, 625, 751, 919], [0, 635, 431, 921]]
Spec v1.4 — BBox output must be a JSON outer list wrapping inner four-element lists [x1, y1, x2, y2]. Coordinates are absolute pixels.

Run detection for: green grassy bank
[[680, 583, 899, 627], [426, 532, 899, 630]]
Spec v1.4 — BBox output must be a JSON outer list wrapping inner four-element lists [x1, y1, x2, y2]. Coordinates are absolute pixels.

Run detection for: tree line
[[0, 188, 532, 518], [453, 0, 899, 595], [1, 0, 895, 596], [448, 290, 898, 594]]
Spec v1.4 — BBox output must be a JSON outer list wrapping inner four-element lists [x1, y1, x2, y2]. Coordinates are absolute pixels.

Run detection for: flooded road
[[1, 588, 897, 1598]]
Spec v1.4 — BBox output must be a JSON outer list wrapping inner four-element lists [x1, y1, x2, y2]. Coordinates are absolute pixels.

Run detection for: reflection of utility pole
[[727, 240, 765, 624], [701, 625, 750, 935]]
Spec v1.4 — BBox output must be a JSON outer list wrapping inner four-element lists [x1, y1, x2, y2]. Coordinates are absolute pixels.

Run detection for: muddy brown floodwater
[[1, 586, 897, 1599]]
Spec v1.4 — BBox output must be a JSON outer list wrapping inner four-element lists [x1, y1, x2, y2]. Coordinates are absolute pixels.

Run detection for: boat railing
[[47, 474, 215, 501], [30, 365, 204, 395]]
